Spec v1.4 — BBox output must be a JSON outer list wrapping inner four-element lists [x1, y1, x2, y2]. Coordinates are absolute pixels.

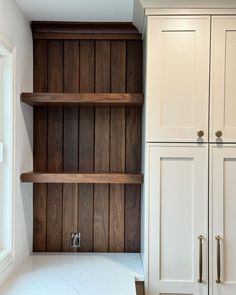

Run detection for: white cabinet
[[210, 145, 236, 295], [148, 144, 208, 295], [145, 14, 236, 295], [210, 17, 236, 142], [146, 16, 210, 142], [146, 16, 236, 143]]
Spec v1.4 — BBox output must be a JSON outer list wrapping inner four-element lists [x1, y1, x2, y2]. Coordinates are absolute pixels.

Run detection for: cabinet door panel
[[147, 16, 210, 142], [210, 145, 236, 295], [148, 144, 208, 295], [210, 17, 236, 142]]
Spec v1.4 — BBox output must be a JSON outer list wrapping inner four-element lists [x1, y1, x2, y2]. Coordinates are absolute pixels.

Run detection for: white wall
[[0, 0, 33, 285], [16, 0, 134, 22]]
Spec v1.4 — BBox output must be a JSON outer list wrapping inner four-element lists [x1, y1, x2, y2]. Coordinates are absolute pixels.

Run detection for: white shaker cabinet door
[[210, 17, 236, 142], [210, 145, 236, 295], [146, 16, 210, 142], [148, 144, 208, 295]]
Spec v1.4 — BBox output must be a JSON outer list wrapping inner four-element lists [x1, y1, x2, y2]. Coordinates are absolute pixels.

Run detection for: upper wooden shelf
[[21, 93, 144, 106], [21, 172, 143, 184]]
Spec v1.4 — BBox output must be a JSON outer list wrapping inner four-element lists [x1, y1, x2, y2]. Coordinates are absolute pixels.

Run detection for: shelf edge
[[21, 172, 144, 184]]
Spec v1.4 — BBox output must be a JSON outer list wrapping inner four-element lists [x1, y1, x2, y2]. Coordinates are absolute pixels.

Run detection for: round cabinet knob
[[215, 130, 223, 138], [197, 130, 204, 138]]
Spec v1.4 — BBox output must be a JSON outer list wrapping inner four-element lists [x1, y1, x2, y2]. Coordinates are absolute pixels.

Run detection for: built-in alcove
[[21, 22, 143, 255]]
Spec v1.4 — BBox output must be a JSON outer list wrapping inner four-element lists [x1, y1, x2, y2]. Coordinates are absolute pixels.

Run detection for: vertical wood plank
[[33, 40, 48, 252], [136, 282, 145, 295], [63, 40, 79, 251], [125, 40, 142, 252], [34, 40, 48, 93], [109, 41, 126, 252], [94, 40, 110, 252], [47, 40, 63, 251], [78, 40, 95, 252]]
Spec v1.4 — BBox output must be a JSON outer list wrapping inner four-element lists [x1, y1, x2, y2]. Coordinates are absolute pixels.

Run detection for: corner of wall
[[0, 0, 33, 286], [133, 0, 146, 34]]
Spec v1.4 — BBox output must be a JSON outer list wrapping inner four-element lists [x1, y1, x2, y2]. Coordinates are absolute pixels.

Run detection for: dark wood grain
[[47, 40, 63, 252], [62, 40, 79, 251], [78, 107, 94, 252], [32, 29, 143, 253], [33, 184, 47, 251], [34, 33, 141, 40], [32, 22, 141, 40], [125, 40, 142, 252], [21, 172, 143, 184], [109, 41, 126, 252], [34, 40, 48, 92], [94, 108, 110, 251], [33, 39, 48, 252], [33, 108, 47, 251], [21, 92, 143, 106], [78, 40, 95, 252], [64, 40, 79, 92], [32, 22, 140, 34], [79, 41, 95, 92], [94, 40, 110, 252], [136, 282, 145, 295]]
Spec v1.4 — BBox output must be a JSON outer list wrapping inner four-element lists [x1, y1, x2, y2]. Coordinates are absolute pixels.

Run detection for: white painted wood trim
[[0, 142, 3, 162], [0, 32, 16, 277], [133, 0, 236, 35], [139, 0, 236, 9], [145, 8, 236, 15]]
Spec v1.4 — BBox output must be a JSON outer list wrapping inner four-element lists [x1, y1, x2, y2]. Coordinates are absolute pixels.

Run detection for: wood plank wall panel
[[33, 36, 142, 253], [109, 41, 126, 252], [125, 41, 142, 252], [78, 40, 95, 252], [63, 40, 79, 251], [33, 40, 48, 252], [47, 41, 63, 251], [94, 41, 110, 252]]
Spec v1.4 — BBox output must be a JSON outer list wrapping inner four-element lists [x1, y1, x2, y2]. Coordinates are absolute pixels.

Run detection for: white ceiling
[[15, 0, 134, 22]]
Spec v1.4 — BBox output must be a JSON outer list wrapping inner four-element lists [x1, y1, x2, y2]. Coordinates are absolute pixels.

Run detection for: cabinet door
[[210, 145, 236, 295], [146, 16, 210, 142], [210, 17, 236, 142], [148, 144, 208, 295]]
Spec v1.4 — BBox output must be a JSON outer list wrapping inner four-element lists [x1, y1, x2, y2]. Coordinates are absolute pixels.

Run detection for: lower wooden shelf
[[21, 172, 143, 184]]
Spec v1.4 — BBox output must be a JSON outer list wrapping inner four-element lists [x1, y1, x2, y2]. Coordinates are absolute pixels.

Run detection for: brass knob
[[197, 130, 204, 138], [215, 130, 223, 138]]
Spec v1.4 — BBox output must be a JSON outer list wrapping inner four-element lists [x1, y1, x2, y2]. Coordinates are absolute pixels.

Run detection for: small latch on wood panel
[[71, 232, 81, 248]]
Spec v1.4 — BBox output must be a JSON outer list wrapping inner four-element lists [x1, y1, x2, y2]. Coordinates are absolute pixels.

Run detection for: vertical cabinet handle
[[198, 235, 203, 283], [216, 236, 221, 284]]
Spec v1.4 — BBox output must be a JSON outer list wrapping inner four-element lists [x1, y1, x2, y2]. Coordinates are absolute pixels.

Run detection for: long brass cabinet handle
[[216, 236, 221, 284], [198, 235, 203, 283]]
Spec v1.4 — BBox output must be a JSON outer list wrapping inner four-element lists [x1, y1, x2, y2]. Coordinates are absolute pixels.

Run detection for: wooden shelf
[[21, 93, 144, 106], [21, 172, 143, 184]]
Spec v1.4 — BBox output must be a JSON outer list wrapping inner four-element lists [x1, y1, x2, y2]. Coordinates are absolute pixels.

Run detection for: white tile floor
[[0, 253, 144, 295]]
